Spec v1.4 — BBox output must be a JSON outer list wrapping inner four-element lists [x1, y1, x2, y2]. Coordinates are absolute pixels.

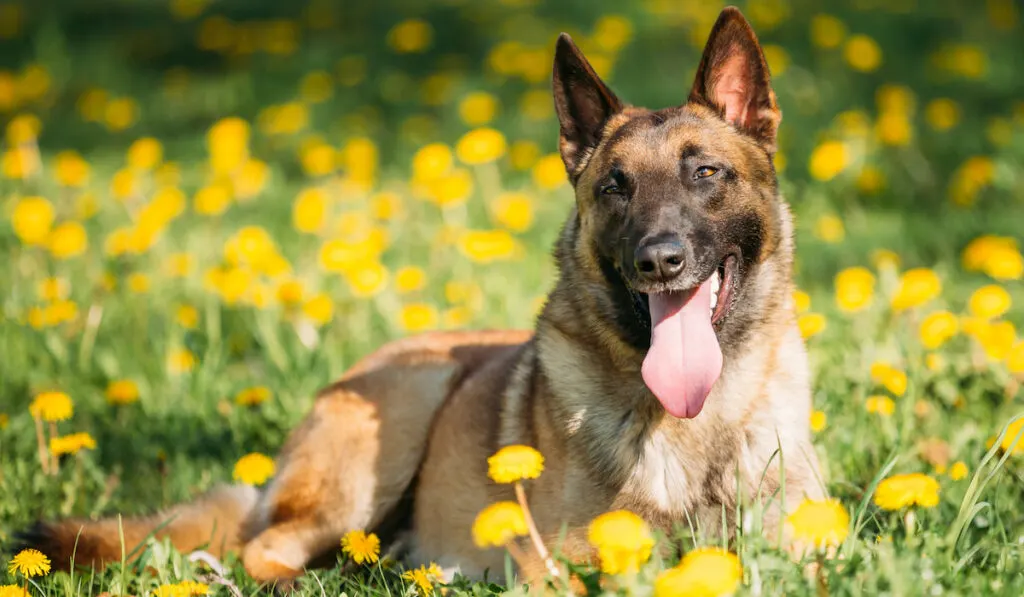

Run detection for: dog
[[21, 6, 825, 588]]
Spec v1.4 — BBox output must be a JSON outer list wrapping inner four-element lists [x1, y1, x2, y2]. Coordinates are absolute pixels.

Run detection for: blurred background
[[1, 0, 1023, 509]]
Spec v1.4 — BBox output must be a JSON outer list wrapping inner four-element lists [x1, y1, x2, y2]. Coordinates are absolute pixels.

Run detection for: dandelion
[[233, 453, 276, 486], [786, 498, 850, 548], [918, 311, 958, 349], [29, 391, 73, 422], [49, 432, 97, 456], [458, 91, 499, 126], [411, 143, 453, 183], [870, 362, 908, 396], [874, 473, 940, 510], [968, 284, 1011, 320], [810, 410, 827, 432], [808, 141, 847, 182], [0, 585, 30, 597], [798, 313, 826, 339], [532, 154, 567, 190], [127, 137, 163, 171], [458, 229, 520, 263], [587, 510, 655, 575], [151, 580, 210, 596], [792, 290, 811, 314], [866, 395, 895, 416], [11, 196, 54, 245], [53, 151, 90, 187], [340, 530, 380, 565], [653, 547, 742, 597], [472, 502, 529, 548], [47, 222, 88, 259], [491, 192, 534, 233], [488, 445, 544, 484], [1007, 341, 1024, 374], [167, 348, 197, 374], [106, 380, 140, 405], [402, 563, 444, 596], [949, 461, 969, 481], [813, 214, 845, 243], [344, 261, 390, 298], [844, 34, 882, 72], [303, 293, 334, 326], [997, 418, 1024, 454], [388, 19, 433, 54], [834, 266, 874, 312], [193, 184, 232, 216], [235, 386, 271, 406], [7, 548, 50, 578], [176, 305, 199, 329]]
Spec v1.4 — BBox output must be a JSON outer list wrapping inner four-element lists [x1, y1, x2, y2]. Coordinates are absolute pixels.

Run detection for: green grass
[[1, 0, 1024, 595]]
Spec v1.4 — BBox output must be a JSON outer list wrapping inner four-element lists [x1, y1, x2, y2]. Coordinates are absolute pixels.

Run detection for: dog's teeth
[[709, 271, 720, 314]]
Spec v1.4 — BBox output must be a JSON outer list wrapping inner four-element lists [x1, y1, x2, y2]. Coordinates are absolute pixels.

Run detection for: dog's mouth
[[629, 254, 739, 330], [626, 254, 739, 420]]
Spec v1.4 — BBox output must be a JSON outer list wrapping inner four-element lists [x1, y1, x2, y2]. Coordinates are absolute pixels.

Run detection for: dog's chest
[[621, 430, 701, 515]]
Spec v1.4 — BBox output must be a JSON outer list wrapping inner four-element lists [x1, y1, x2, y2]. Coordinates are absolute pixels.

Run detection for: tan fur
[[24, 7, 826, 588]]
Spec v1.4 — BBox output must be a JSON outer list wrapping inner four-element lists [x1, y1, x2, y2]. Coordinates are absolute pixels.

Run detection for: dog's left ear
[[688, 7, 780, 153]]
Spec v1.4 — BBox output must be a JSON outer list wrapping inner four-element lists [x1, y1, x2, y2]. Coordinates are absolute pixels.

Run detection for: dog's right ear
[[552, 33, 623, 179]]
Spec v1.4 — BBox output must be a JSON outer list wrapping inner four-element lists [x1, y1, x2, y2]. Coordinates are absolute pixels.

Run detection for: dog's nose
[[635, 240, 686, 282]]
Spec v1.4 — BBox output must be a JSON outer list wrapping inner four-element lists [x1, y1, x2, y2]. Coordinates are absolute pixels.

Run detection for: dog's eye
[[694, 166, 719, 180], [601, 168, 627, 196], [601, 183, 621, 195]]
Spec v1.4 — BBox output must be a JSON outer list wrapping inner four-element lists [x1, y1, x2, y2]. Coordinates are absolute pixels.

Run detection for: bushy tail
[[15, 485, 260, 571]]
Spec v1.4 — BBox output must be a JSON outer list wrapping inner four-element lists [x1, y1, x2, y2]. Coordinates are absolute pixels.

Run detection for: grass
[[1, 0, 1024, 595]]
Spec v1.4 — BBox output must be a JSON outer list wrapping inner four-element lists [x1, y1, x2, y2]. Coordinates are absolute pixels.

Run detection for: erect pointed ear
[[552, 33, 624, 178], [688, 7, 781, 153]]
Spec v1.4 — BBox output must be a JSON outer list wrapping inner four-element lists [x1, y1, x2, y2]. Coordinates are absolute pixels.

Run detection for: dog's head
[[551, 7, 787, 419]]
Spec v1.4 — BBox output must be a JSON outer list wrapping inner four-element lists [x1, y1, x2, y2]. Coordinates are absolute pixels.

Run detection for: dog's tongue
[[641, 277, 723, 419]]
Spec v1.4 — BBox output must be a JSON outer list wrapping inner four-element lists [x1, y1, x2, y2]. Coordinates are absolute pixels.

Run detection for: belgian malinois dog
[[23, 6, 825, 587]]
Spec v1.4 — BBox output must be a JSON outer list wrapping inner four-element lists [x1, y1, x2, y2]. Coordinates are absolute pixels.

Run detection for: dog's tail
[[16, 484, 260, 571]]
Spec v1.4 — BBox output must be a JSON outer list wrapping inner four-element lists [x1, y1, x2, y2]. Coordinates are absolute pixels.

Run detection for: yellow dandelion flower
[[808, 142, 847, 182], [395, 266, 427, 294], [918, 311, 958, 350], [949, 461, 969, 481], [402, 563, 444, 596], [786, 498, 849, 549], [654, 547, 742, 597], [128, 273, 151, 294], [532, 154, 567, 190], [293, 187, 329, 234], [792, 290, 811, 314], [167, 348, 197, 374], [874, 473, 940, 510], [106, 380, 140, 405], [47, 221, 88, 259], [798, 313, 826, 339], [865, 395, 895, 417], [388, 19, 433, 54], [458, 91, 499, 126], [810, 14, 845, 49], [411, 143, 453, 184], [968, 284, 1011, 320], [7, 548, 50, 578], [587, 510, 655, 575], [151, 580, 210, 596], [813, 213, 845, 243], [487, 445, 544, 484], [844, 34, 882, 72], [344, 261, 390, 299], [127, 137, 163, 171], [53, 151, 90, 187], [11, 196, 54, 246], [891, 268, 941, 311], [176, 305, 199, 329], [925, 98, 960, 131], [458, 229, 521, 263], [235, 386, 271, 406], [341, 530, 381, 565], [303, 293, 334, 326], [0, 584, 30, 597], [233, 453, 275, 486], [299, 141, 335, 177], [870, 362, 907, 396], [810, 410, 827, 432], [509, 140, 540, 171], [193, 183, 233, 216], [49, 432, 97, 456], [834, 266, 874, 312], [997, 418, 1024, 454], [472, 502, 528, 548], [29, 391, 73, 422], [399, 303, 439, 333], [1007, 341, 1024, 374], [491, 192, 534, 233], [37, 277, 69, 301]]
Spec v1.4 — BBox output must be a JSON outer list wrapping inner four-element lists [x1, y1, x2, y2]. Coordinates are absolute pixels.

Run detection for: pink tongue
[[641, 277, 723, 419]]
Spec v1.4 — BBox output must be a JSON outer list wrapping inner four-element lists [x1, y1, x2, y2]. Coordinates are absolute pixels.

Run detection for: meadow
[[1, 0, 1023, 595]]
